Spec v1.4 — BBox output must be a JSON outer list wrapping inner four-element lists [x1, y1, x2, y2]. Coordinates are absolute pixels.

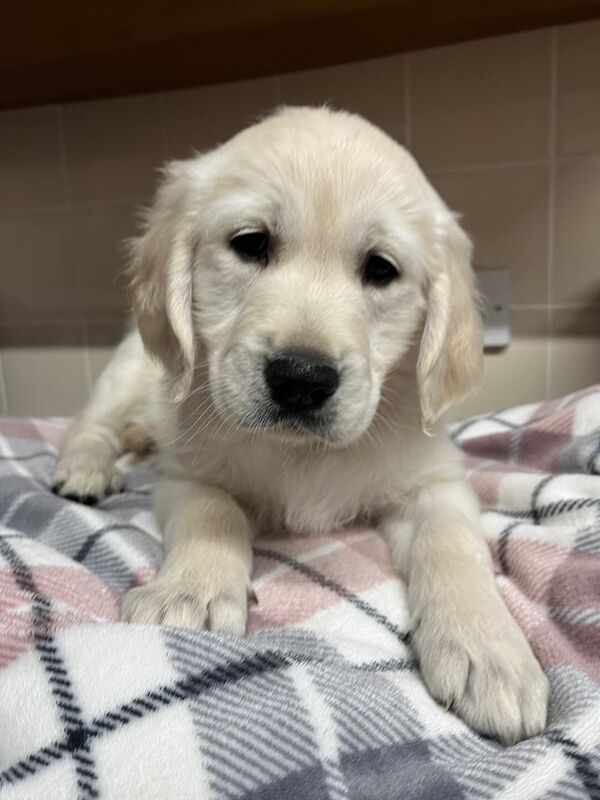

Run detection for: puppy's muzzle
[[264, 350, 340, 415]]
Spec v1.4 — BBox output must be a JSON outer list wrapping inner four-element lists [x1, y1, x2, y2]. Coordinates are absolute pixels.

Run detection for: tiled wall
[[0, 21, 598, 418]]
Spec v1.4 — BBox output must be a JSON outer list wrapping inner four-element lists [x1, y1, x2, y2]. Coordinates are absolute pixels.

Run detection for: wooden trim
[[3, 0, 600, 109]]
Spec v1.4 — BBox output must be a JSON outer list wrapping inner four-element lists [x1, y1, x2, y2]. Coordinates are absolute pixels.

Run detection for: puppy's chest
[[192, 443, 379, 536]]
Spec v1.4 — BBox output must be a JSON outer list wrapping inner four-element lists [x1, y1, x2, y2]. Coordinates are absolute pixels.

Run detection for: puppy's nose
[[265, 350, 340, 413]]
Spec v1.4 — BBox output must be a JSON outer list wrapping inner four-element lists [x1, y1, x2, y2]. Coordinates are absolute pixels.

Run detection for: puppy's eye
[[230, 231, 269, 266], [362, 254, 400, 287]]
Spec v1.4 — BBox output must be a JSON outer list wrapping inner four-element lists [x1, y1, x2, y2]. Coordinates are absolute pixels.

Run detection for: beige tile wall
[[0, 21, 598, 418]]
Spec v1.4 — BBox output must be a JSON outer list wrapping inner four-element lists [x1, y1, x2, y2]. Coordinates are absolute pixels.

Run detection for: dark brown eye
[[230, 231, 269, 266], [362, 254, 400, 287]]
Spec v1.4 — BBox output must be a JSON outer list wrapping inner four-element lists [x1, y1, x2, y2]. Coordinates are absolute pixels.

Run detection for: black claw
[[80, 494, 99, 506], [62, 492, 99, 506]]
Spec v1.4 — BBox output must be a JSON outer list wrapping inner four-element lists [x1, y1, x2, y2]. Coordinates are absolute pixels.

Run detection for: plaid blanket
[[0, 387, 599, 800]]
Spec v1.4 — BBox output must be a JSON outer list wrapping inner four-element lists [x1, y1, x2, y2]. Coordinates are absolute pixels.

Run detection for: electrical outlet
[[476, 269, 511, 349]]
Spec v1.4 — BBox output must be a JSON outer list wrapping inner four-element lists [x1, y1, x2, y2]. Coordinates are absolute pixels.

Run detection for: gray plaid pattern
[[0, 389, 599, 799]]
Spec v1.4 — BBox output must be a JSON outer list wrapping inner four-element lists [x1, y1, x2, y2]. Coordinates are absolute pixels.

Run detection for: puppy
[[53, 107, 548, 743]]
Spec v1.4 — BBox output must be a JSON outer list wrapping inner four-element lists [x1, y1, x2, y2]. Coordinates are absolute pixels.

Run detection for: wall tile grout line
[[56, 105, 73, 207], [0, 196, 149, 219], [427, 158, 551, 176], [1, 159, 593, 219], [157, 92, 171, 162], [0, 302, 594, 338], [0, 303, 594, 333], [81, 322, 95, 398], [0, 316, 127, 328], [546, 27, 559, 400], [59, 103, 95, 398], [2, 149, 594, 220], [403, 54, 412, 151], [511, 303, 597, 311], [274, 74, 283, 114], [0, 353, 8, 415]]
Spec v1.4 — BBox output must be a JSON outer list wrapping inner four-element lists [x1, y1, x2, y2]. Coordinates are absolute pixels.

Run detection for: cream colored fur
[[54, 107, 548, 743]]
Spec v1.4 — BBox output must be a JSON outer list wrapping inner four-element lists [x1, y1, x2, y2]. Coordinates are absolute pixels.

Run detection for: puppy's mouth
[[249, 404, 336, 442]]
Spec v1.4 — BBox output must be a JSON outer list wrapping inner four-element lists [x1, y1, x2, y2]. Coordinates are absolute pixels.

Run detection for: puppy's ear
[[417, 215, 483, 433], [129, 161, 195, 401]]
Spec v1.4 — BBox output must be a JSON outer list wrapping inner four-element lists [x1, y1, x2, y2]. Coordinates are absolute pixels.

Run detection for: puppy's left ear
[[417, 214, 483, 432]]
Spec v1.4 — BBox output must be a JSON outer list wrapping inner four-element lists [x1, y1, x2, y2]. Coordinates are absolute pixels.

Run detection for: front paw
[[52, 455, 123, 504], [413, 603, 549, 744], [120, 573, 249, 636]]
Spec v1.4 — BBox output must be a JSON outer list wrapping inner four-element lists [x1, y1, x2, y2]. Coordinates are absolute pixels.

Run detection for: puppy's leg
[[52, 331, 152, 503], [121, 479, 254, 635], [380, 481, 549, 744]]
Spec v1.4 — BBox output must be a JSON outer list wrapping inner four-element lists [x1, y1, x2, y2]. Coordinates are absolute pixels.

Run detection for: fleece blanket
[[0, 387, 599, 800]]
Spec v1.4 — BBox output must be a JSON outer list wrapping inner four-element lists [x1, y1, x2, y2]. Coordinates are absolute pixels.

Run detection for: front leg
[[380, 481, 549, 744], [121, 479, 254, 634]]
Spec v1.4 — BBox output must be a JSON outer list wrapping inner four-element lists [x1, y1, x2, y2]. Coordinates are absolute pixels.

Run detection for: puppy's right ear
[[128, 161, 195, 401]]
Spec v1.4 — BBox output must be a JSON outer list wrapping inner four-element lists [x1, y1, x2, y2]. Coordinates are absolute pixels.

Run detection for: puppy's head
[[130, 107, 482, 444]]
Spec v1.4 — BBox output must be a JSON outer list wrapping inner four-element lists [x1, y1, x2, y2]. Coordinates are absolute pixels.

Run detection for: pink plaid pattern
[[0, 388, 599, 674], [0, 386, 599, 800]]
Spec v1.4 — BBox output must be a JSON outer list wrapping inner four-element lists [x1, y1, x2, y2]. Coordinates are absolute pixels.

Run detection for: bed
[[0, 386, 599, 799]]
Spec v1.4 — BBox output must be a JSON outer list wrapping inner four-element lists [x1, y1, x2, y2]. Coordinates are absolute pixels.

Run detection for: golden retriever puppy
[[53, 107, 548, 743]]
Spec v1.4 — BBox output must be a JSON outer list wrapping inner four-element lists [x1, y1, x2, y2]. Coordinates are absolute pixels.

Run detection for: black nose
[[265, 351, 340, 413]]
